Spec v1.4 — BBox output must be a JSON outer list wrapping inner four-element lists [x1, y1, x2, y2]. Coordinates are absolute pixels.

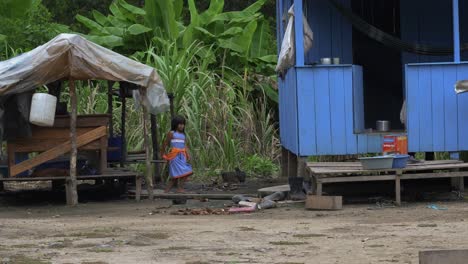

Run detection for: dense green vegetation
[[0, 0, 279, 180]]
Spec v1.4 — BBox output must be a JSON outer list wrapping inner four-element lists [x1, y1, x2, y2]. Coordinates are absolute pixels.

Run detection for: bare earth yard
[[0, 198, 467, 264]]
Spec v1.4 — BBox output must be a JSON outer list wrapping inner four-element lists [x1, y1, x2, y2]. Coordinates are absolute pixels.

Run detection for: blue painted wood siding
[[294, 65, 383, 156], [304, 0, 352, 65], [279, 68, 299, 154], [406, 63, 468, 152]]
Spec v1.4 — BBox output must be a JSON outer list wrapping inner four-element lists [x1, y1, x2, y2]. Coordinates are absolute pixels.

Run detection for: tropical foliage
[[0, 0, 280, 180], [0, 0, 69, 56]]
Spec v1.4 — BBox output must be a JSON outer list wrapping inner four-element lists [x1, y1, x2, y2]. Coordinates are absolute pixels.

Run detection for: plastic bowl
[[392, 154, 410, 168], [358, 156, 394, 170]]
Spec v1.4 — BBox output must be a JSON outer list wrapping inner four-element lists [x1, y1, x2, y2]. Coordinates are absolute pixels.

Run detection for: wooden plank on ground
[[127, 190, 256, 200], [258, 185, 290, 197], [305, 195, 342, 210], [10, 126, 107, 177], [0, 173, 138, 182], [419, 249, 468, 264]]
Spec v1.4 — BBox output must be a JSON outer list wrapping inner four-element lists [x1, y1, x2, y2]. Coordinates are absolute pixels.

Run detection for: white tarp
[[0, 33, 169, 114], [276, 4, 314, 76]]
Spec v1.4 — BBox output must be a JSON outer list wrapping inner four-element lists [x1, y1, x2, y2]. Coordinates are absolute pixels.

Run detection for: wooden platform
[[306, 160, 468, 206], [0, 168, 143, 201]]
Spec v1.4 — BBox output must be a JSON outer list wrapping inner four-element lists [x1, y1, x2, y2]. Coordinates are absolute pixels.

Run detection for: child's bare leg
[[176, 177, 186, 193], [164, 179, 176, 193]]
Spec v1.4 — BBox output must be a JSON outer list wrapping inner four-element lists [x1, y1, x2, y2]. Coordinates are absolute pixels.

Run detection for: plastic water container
[[392, 154, 410, 168], [29, 93, 57, 126]]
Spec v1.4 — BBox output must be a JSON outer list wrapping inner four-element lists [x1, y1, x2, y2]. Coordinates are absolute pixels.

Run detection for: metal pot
[[376, 120, 390, 132], [320, 58, 331, 64]]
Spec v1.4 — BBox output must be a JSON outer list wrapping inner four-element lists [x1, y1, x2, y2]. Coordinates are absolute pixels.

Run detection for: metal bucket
[[376, 120, 390, 132]]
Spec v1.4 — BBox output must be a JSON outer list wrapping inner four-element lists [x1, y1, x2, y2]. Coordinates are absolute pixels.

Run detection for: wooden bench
[[306, 160, 468, 206], [0, 168, 143, 201]]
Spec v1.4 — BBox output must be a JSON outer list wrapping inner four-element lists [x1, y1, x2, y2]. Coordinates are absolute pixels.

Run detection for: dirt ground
[[0, 193, 468, 264]]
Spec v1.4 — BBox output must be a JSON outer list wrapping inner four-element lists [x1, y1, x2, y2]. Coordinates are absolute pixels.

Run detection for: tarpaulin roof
[[0, 33, 169, 114]]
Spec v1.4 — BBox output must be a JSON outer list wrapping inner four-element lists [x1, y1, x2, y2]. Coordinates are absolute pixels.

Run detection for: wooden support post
[[168, 93, 175, 119], [150, 114, 161, 183], [120, 87, 127, 167], [135, 175, 142, 201], [0, 174, 4, 191], [100, 136, 107, 174], [297, 156, 308, 178], [107, 81, 114, 138], [450, 152, 464, 191], [287, 150, 298, 177], [67, 79, 79, 206], [316, 180, 322, 196], [141, 88, 154, 200], [395, 171, 401, 206], [7, 144, 14, 179], [281, 146, 288, 178]]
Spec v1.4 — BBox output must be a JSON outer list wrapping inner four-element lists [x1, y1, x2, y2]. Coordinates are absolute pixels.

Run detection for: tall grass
[[132, 40, 280, 179]]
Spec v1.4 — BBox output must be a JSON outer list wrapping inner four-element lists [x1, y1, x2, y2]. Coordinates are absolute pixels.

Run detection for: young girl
[[161, 115, 193, 193]]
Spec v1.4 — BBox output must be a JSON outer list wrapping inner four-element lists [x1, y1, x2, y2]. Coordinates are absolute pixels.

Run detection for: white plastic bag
[[276, 4, 314, 75], [133, 83, 170, 115]]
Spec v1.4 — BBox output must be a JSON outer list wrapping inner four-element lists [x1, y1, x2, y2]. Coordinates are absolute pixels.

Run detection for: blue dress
[[164, 131, 193, 179]]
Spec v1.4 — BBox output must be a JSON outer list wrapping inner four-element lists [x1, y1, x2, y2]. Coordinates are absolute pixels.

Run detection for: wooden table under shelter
[[2, 114, 143, 201], [306, 160, 468, 206]]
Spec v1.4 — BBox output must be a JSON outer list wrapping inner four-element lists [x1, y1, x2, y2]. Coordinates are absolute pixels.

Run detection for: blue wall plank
[[406, 66, 420, 151], [456, 65, 468, 150], [352, 66, 364, 132], [329, 68, 347, 154], [430, 66, 445, 151], [297, 68, 317, 155], [279, 68, 298, 154], [293, 0, 304, 66], [367, 135, 382, 153], [314, 68, 333, 154], [344, 67, 358, 153], [418, 66, 433, 151], [357, 134, 368, 154], [443, 66, 458, 151]]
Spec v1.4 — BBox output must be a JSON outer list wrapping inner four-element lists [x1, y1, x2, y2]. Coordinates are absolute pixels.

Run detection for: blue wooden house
[[276, 0, 468, 176]]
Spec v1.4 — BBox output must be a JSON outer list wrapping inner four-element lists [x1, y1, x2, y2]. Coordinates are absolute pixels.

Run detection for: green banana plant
[[76, 0, 277, 102], [0, 0, 40, 19]]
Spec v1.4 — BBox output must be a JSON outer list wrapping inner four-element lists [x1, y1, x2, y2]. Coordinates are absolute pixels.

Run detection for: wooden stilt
[[67, 79, 79, 206], [297, 156, 308, 178], [281, 146, 288, 178], [450, 152, 464, 191], [135, 175, 142, 201], [107, 81, 114, 138], [141, 88, 154, 200], [287, 150, 298, 177], [150, 114, 161, 183], [120, 87, 127, 168], [395, 173, 401, 206], [168, 93, 175, 119]]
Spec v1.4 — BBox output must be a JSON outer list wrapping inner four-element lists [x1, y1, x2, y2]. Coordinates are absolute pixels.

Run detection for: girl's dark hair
[[171, 115, 186, 132]]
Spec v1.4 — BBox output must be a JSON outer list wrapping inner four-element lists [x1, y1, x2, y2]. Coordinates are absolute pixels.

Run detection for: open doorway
[[351, 0, 404, 131]]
